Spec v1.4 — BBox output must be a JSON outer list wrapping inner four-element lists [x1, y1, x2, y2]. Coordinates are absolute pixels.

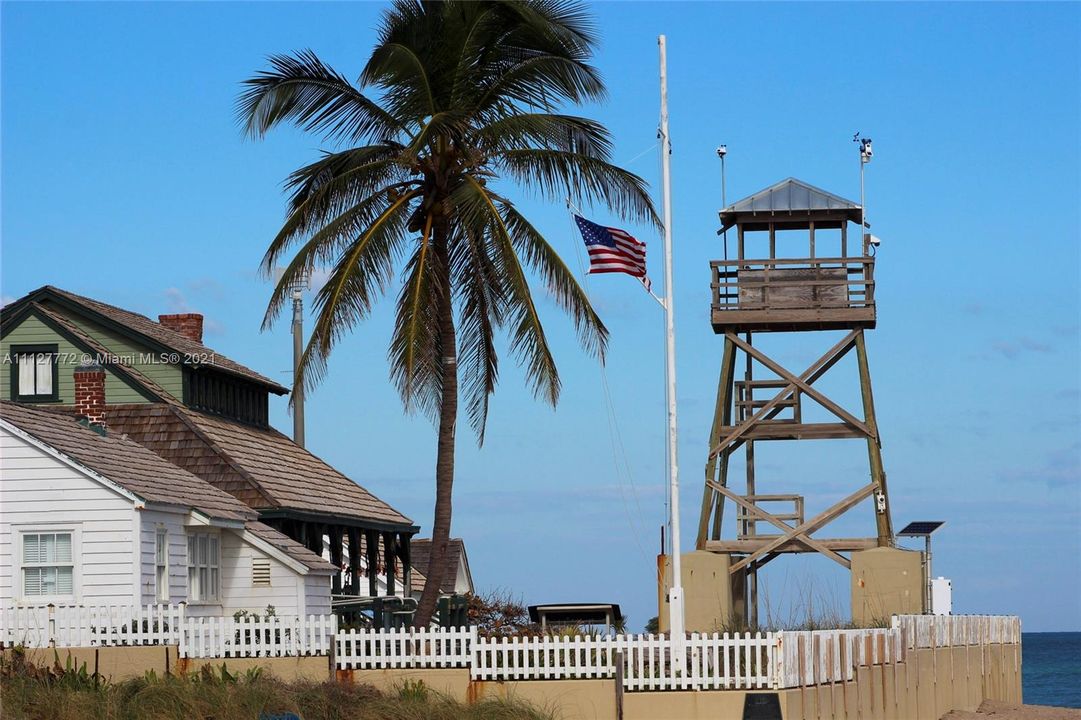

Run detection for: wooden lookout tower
[[691, 177, 901, 627]]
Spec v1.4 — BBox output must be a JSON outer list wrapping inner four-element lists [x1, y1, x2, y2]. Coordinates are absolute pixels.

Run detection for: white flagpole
[[658, 34, 685, 669]]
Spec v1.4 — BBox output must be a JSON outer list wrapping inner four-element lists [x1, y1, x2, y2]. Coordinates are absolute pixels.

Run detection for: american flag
[[574, 215, 651, 291]]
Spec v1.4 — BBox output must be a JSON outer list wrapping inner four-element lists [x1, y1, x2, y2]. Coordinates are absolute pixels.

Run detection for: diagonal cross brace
[[706, 480, 851, 569], [729, 482, 878, 573], [727, 333, 874, 440], [708, 330, 860, 459]]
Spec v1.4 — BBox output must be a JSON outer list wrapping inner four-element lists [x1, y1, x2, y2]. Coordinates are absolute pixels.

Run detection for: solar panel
[[898, 521, 945, 537]]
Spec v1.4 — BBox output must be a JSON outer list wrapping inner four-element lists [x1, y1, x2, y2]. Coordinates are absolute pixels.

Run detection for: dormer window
[[10, 344, 59, 402]]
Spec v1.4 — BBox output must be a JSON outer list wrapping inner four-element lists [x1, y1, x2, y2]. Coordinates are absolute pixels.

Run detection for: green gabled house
[[1, 286, 421, 610]]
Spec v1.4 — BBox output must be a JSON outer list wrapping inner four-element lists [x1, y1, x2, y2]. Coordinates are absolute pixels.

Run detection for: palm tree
[[239, 0, 658, 626]]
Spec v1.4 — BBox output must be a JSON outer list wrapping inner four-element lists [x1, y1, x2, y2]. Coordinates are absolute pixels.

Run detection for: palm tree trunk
[[414, 230, 457, 628]]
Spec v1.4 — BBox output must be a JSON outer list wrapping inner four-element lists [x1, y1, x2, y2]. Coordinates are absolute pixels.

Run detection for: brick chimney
[[158, 313, 203, 343], [74, 362, 107, 429]]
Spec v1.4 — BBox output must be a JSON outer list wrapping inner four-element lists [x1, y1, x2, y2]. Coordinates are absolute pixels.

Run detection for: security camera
[[869, 234, 882, 247], [716, 145, 727, 158]]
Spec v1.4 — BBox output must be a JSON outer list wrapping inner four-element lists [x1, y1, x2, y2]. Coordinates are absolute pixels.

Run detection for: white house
[[0, 400, 335, 617]]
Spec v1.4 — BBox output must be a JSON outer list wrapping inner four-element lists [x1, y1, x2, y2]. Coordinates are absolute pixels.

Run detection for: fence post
[[772, 632, 783, 689], [328, 623, 337, 680], [614, 649, 624, 720]]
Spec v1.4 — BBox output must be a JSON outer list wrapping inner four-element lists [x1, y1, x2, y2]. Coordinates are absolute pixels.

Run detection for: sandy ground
[[942, 700, 1081, 720]]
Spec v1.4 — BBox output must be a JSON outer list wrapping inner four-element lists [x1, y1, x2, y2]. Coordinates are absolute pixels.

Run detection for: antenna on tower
[[854, 132, 873, 253], [717, 145, 728, 262]]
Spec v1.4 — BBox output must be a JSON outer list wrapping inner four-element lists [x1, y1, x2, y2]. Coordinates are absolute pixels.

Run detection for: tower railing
[[710, 257, 875, 331]]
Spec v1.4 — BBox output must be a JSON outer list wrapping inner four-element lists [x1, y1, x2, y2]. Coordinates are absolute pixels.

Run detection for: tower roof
[[720, 178, 862, 231]]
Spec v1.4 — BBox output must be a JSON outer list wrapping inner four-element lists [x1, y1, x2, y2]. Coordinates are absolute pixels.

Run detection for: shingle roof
[[11, 286, 287, 393], [31, 303, 171, 401], [0, 401, 255, 522], [719, 178, 863, 229], [105, 403, 415, 529], [409, 538, 470, 594], [245, 521, 336, 573]]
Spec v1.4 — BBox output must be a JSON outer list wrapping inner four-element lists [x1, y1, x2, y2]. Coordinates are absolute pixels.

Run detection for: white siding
[[218, 530, 324, 617], [0, 429, 137, 606], [304, 573, 332, 616], [137, 509, 189, 605]]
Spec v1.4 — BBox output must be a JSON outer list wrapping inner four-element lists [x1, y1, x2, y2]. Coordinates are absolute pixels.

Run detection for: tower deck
[[710, 256, 876, 333]]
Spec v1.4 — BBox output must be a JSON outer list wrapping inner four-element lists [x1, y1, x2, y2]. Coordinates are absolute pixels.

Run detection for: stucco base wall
[[782, 643, 1022, 720], [341, 667, 471, 703], [473, 678, 617, 720], [3, 645, 175, 682], [181, 655, 331, 683]]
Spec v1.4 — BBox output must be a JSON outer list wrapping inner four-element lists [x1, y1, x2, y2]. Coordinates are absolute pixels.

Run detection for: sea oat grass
[[1, 654, 556, 720]]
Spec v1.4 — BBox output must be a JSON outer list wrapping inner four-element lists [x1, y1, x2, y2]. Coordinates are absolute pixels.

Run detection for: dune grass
[[0, 649, 555, 720]]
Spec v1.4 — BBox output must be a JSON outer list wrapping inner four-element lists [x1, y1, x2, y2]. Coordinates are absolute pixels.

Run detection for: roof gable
[[0, 401, 256, 522], [720, 178, 862, 229], [2, 286, 287, 394]]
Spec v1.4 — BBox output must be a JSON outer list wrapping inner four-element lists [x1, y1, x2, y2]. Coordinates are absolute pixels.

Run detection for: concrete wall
[[182, 655, 331, 683], [782, 644, 1022, 720], [3, 641, 1022, 720], [4, 645, 176, 682], [851, 548, 924, 625]]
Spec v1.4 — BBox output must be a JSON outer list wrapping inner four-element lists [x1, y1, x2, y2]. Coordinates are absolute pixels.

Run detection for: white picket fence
[[1, 605, 1022, 691], [0, 604, 336, 658], [182, 614, 337, 658], [337, 626, 474, 668], [341, 627, 775, 690], [892, 614, 1021, 649], [1, 604, 184, 649], [774, 627, 904, 687]]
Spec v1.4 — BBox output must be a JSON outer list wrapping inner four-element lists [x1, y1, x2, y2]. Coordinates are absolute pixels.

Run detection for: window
[[22, 532, 74, 598], [155, 529, 169, 602], [186, 532, 220, 602], [10, 345, 59, 402]]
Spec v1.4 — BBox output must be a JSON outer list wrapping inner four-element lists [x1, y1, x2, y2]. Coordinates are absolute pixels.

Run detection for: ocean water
[[1022, 632, 1081, 708]]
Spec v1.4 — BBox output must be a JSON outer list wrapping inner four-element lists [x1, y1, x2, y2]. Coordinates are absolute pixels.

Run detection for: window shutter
[[252, 557, 271, 587]]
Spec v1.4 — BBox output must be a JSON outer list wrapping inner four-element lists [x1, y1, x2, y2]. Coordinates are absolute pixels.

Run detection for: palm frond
[[262, 188, 421, 329], [497, 199, 607, 361], [295, 193, 417, 396], [497, 148, 659, 227], [460, 176, 560, 406], [472, 112, 612, 158], [389, 213, 444, 420], [238, 49, 403, 143]]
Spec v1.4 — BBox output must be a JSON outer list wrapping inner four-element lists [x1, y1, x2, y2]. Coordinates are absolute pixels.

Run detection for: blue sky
[[2, 2, 1078, 631]]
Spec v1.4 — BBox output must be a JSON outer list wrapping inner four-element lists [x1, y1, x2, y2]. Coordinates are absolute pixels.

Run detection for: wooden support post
[[305, 523, 325, 556], [347, 527, 361, 595], [855, 330, 894, 545], [841, 221, 848, 258], [383, 532, 397, 597], [744, 332, 758, 628], [768, 224, 776, 260], [698, 336, 737, 548], [400, 533, 412, 599], [366, 529, 379, 597], [737, 225, 745, 263], [809, 221, 816, 259], [329, 526, 344, 595]]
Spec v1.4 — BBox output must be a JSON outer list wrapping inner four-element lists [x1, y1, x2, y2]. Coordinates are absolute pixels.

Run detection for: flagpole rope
[[564, 201, 652, 561]]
